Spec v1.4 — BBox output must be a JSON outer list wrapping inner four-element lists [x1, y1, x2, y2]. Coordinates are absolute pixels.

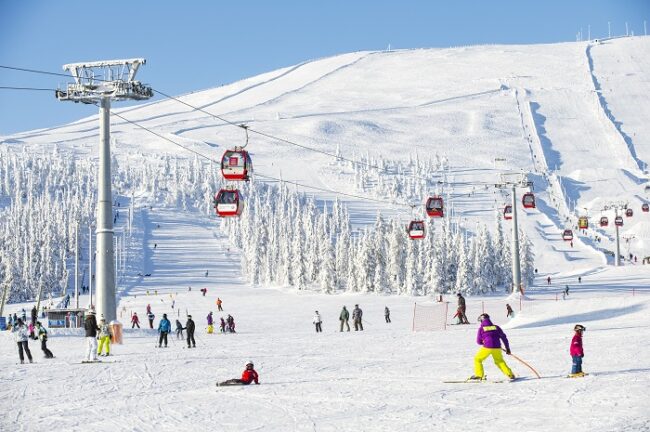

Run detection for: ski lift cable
[[0, 63, 497, 189], [108, 108, 409, 207], [0, 86, 58, 91]]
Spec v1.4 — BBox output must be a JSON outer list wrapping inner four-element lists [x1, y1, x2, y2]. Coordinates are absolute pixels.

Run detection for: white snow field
[[2, 37, 650, 431]]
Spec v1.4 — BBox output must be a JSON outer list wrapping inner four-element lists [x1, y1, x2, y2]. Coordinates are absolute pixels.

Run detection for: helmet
[[574, 324, 586, 332], [245, 361, 254, 368], [187, 315, 192, 319], [477, 313, 490, 322]]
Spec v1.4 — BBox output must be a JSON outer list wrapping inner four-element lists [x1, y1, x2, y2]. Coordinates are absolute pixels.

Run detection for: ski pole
[[503, 348, 541, 378]]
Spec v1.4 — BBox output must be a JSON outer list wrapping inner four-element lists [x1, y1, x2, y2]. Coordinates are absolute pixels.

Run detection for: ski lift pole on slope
[[502, 348, 541, 379]]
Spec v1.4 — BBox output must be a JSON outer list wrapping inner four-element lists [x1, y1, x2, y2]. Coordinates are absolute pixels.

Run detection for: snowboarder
[[13, 319, 33, 364], [384, 306, 391, 323], [456, 293, 470, 324], [352, 304, 363, 331], [220, 317, 226, 333], [175, 319, 184, 339], [217, 361, 260, 386], [158, 313, 171, 348], [569, 324, 586, 377], [84, 310, 99, 362], [506, 304, 514, 318], [35, 321, 54, 359], [97, 316, 112, 357], [469, 313, 515, 381], [216, 297, 223, 311], [186, 315, 196, 348], [339, 306, 350, 332], [313, 311, 323, 333], [147, 311, 155, 329], [131, 312, 140, 328]]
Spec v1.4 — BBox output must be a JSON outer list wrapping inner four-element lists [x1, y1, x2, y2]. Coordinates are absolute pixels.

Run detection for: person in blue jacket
[[158, 313, 171, 348]]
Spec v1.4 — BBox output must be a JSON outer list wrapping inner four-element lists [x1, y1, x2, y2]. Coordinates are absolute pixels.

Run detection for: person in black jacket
[[186, 315, 196, 348], [84, 310, 99, 362], [175, 319, 184, 339]]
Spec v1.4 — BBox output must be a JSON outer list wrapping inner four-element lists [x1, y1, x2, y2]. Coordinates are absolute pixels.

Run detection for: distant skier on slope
[[569, 324, 586, 378], [216, 297, 223, 311], [352, 304, 363, 331], [506, 304, 514, 318], [84, 310, 99, 362], [339, 306, 350, 332], [147, 311, 155, 329], [469, 313, 515, 381], [217, 361, 260, 386], [384, 306, 391, 323], [456, 293, 470, 324], [219, 317, 226, 333], [186, 315, 196, 348], [175, 319, 184, 339], [313, 311, 323, 333], [13, 319, 33, 364], [35, 321, 54, 359], [131, 312, 140, 329], [157, 314, 171, 348]]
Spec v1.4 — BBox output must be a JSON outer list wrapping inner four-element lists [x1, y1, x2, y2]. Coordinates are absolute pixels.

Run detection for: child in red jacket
[[217, 361, 260, 386], [569, 324, 586, 377]]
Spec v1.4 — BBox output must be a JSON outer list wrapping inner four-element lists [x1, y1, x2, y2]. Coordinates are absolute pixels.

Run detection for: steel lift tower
[[56, 59, 152, 321]]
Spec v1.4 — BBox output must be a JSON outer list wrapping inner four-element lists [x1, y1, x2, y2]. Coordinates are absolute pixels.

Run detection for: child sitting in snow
[[217, 361, 260, 386]]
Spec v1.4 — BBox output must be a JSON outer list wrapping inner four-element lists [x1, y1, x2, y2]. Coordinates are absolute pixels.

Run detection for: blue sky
[[0, 0, 648, 135]]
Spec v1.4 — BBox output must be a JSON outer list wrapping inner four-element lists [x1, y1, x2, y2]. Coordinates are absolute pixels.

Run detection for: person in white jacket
[[12, 319, 33, 364], [313, 311, 322, 333]]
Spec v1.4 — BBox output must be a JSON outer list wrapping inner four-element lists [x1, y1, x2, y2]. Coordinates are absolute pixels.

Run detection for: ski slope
[[2, 201, 649, 431]]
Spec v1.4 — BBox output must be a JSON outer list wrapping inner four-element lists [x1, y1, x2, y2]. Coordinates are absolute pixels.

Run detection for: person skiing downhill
[[12, 319, 33, 364], [217, 361, 260, 386], [35, 321, 54, 359], [569, 324, 586, 377], [470, 313, 515, 381], [339, 306, 350, 332], [158, 314, 171, 348], [313, 311, 323, 333], [186, 315, 196, 348], [84, 310, 99, 362]]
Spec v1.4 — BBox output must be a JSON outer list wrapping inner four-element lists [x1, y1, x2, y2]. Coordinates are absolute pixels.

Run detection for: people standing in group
[[569, 324, 586, 377], [384, 306, 391, 323], [12, 319, 33, 364], [506, 304, 514, 318], [227, 314, 236, 333], [339, 306, 350, 332], [352, 304, 363, 331], [313, 311, 323, 333], [84, 310, 99, 362], [186, 315, 196, 348], [175, 319, 184, 339], [35, 321, 54, 359], [220, 317, 226, 333], [469, 313, 515, 381], [97, 316, 112, 357], [131, 312, 140, 328], [158, 313, 171, 348], [216, 297, 223, 312], [147, 311, 155, 329], [456, 293, 470, 324]]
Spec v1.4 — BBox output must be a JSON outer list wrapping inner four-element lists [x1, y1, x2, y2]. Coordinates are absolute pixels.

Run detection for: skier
[[205, 270, 209, 277], [219, 317, 226, 333], [207, 312, 214, 334], [352, 304, 363, 331], [147, 311, 155, 329], [216, 297, 223, 311], [569, 324, 586, 377], [157, 313, 171, 348], [547, 276, 551, 285], [84, 310, 99, 362], [146, 304, 151, 314], [175, 319, 184, 339], [97, 316, 112, 357], [131, 312, 140, 329], [564, 285, 570, 297], [201, 287, 208, 297], [469, 313, 515, 381], [217, 361, 260, 386], [313, 311, 323, 333], [456, 293, 470, 324], [227, 314, 236, 333], [506, 304, 514, 318], [339, 306, 350, 332], [12, 319, 33, 364], [384, 306, 391, 323], [35, 321, 54, 359], [186, 315, 196, 348]]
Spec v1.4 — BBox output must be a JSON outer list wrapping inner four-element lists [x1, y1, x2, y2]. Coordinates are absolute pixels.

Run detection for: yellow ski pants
[[474, 347, 513, 378], [97, 336, 111, 355]]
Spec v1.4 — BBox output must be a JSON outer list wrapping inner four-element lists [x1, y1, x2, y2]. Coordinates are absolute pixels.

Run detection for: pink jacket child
[[569, 324, 586, 376]]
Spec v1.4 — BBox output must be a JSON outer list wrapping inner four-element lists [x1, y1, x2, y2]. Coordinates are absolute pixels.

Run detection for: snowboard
[[566, 373, 589, 378]]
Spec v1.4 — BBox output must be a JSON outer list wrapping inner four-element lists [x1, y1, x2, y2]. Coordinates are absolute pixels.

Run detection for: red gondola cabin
[[220, 149, 252, 181], [503, 205, 513, 220], [425, 196, 444, 218], [615, 216, 624, 227], [407, 220, 425, 239], [625, 208, 633, 217], [522, 193, 536, 209], [562, 229, 574, 241], [214, 189, 244, 217], [643, 203, 649, 213], [599, 216, 609, 227]]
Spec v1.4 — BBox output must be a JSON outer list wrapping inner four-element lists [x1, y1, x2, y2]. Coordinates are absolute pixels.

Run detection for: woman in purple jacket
[[470, 313, 515, 380]]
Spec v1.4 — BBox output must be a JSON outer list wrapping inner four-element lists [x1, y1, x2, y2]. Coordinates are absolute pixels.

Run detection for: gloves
[[505, 349, 511, 355]]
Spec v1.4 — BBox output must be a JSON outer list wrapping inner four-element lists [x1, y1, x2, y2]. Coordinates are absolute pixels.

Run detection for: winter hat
[[245, 361, 254, 368], [477, 313, 490, 322], [187, 315, 192, 319], [574, 324, 586, 332], [163, 313, 167, 318], [88, 309, 96, 315]]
